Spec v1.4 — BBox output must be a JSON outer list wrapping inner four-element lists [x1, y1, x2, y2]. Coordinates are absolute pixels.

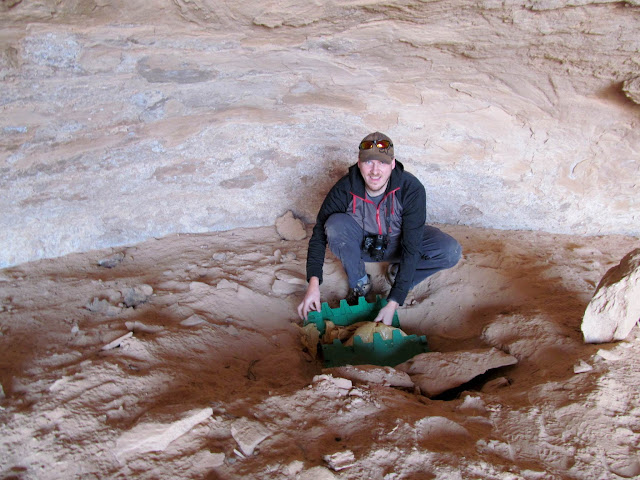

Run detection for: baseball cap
[[358, 132, 394, 164]]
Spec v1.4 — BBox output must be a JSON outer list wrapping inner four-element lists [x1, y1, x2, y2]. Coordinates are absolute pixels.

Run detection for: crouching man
[[297, 132, 462, 326]]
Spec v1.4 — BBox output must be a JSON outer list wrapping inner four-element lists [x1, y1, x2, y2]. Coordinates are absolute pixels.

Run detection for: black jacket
[[306, 160, 426, 305]]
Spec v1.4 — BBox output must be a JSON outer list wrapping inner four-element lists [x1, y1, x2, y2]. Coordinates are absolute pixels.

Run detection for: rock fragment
[[230, 418, 271, 456], [211, 252, 227, 262], [216, 279, 239, 290], [180, 314, 207, 326], [272, 269, 306, 294], [101, 332, 133, 351], [98, 252, 125, 268], [86, 297, 122, 316], [285, 460, 304, 476], [323, 450, 356, 471], [622, 76, 640, 105], [114, 407, 212, 460], [274, 269, 306, 285], [271, 279, 305, 295], [122, 284, 153, 307], [322, 365, 414, 389], [312, 374, 352, 396], [607, 446, 640, 478], [596, 348, 622, 361], [125, 320, 163, 333], [573, 359, 593, 373], [414, 416, 470, 441], [581, 248, 640, 343], [275, 210, 307, 241], [395, 348, 517, 397], [457, 395, 486, 414]]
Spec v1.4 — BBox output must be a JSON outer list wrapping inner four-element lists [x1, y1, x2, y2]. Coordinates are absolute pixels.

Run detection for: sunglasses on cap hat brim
[[359, 139, 392, 150]]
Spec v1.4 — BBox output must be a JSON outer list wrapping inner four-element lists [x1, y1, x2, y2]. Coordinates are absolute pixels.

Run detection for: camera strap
[[384, 195, 392, 235]]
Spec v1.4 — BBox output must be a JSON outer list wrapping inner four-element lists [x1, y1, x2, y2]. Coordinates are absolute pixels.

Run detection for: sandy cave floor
[[0, 224, 639, 480]]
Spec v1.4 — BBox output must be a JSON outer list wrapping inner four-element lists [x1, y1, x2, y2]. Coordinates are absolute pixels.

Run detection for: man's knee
[[444, 236, 462, 268], [422, 226, 462, 268], [325, 213, 345, 239], [325, 213, 360, 243]]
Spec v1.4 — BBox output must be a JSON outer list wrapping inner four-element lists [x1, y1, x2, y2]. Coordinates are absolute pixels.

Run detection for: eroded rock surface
[[1, 1, 639, 267]]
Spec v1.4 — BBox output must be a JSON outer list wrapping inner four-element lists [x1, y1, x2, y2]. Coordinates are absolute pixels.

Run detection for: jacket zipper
[[352, 188, 400, 235]]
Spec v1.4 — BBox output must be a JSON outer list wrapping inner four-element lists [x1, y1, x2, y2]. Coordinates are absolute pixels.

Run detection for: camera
[[363, 234, 388, 261]]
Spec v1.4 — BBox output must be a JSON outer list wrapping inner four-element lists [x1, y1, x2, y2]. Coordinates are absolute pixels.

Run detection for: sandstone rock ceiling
[[0, 0, 639, 267]]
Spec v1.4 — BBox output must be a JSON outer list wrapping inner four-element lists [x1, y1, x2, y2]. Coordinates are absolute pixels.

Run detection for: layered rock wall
[[1, 0, 639, 267]]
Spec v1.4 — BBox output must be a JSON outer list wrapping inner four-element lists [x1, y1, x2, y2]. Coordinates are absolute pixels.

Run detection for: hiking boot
[[346, 274, 371, 305], [386, 263, 399, 285]]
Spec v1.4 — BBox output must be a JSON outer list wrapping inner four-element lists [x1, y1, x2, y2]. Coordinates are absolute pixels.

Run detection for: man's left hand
[[373, 300, 399, 326]]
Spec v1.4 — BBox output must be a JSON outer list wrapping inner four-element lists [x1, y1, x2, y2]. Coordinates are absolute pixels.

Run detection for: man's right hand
[[297, 276, 321, 321]]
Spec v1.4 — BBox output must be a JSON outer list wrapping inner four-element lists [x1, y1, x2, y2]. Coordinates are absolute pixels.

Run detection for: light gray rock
[[414, 416, 469, 441], [230, 418, 271, 456], [125, 320, 164, 333], [98, 252, 125, 268], [85, 298, 122, 317], [198, 451, 225, 469], [286, 460, 304, 476], [395, 348, 518, 397], [312, 374, 353, 395], [573, 359, 593, 374], [457, 395, 486, 414], [122, 284, 153, 308], [180, 314, 207, 327], [596, 348, 622, 361], [607, 448, 640, 479], [275, 211, 307, 241], [216, 279, 238, 291], [322, 365, 414, 389], [323, 450, 356, 471], [581, 249, 640, 343], [101, 332, 133, 351], [113, 407, 213, 460]]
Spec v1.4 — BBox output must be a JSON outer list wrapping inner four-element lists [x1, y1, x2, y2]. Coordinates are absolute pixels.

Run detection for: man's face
[[358, 158, 395, 196]]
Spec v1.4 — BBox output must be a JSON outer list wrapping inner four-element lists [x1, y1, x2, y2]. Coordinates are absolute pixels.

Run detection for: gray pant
[[325, 213, 461, 288]]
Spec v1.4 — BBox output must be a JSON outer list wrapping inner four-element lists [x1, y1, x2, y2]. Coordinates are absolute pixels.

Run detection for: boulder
[[581, 249, 640, 343], [275, 211, 307, 241], [395, 348, 517, 397]]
